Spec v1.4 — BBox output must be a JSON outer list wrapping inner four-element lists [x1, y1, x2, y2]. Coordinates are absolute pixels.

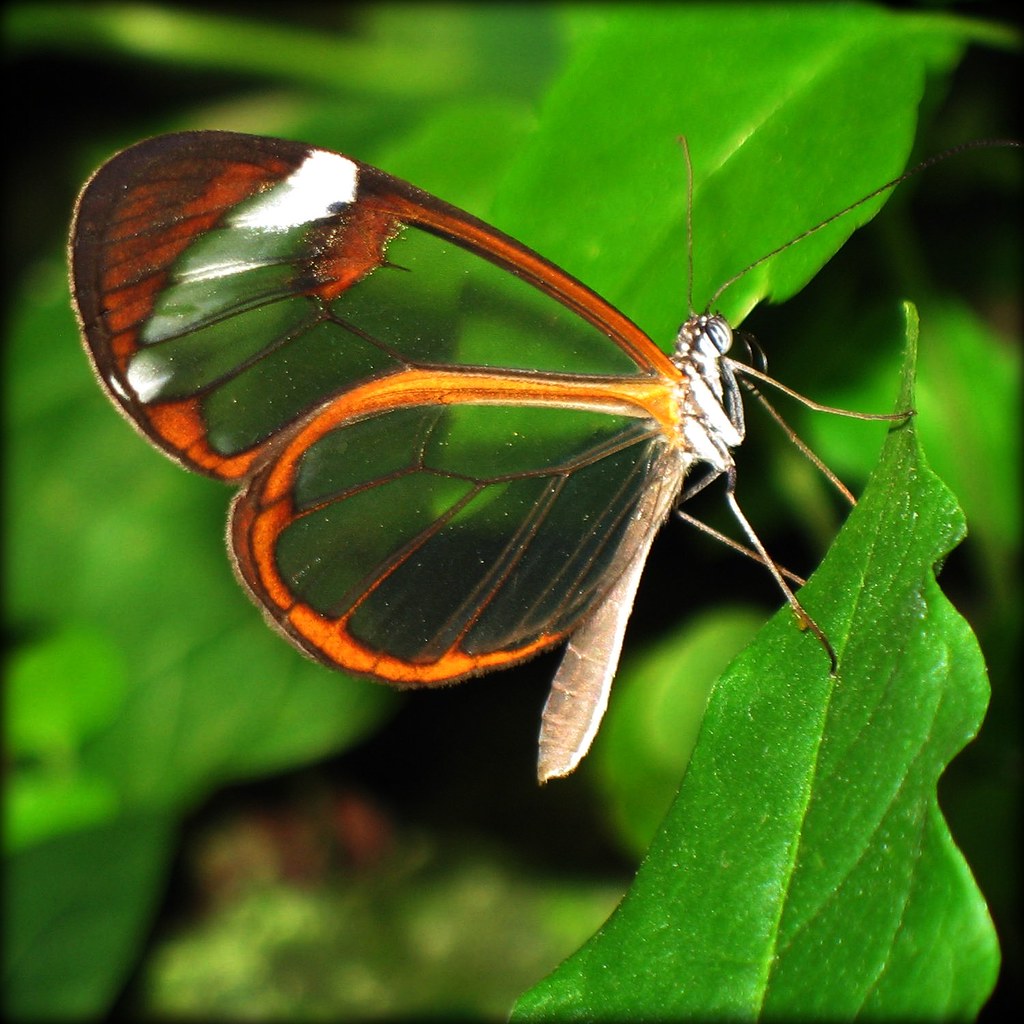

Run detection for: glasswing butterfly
[[70, 131, 1003, 781]]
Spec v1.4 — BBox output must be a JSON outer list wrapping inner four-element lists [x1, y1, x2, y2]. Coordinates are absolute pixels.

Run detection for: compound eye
[[704, 315, 733, 354]]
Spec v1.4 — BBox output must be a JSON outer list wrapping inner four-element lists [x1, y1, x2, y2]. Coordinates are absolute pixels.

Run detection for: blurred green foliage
[[4, 2, 1019, 1019]]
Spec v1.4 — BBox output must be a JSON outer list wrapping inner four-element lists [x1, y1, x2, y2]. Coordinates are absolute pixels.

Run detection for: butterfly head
[[671, 312, 733, 372]]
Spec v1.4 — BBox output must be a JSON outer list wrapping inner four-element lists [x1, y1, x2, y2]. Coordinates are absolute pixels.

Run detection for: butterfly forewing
[[70, 132, 668, 478]]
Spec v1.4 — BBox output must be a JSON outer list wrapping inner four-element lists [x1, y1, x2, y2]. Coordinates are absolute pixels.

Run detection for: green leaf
[[6, 627, 128, 759], [492, 4, 976, 334], [915, 298, 1021, 561], [4, 815, 175, 1019], [7, 2, 470, 96], [513, 307, 999, 1020], [5, 628, 127, 851]]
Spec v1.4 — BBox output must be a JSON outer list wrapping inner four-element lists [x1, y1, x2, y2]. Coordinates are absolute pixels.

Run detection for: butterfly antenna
[[707, 137, 1022, 309], [678, 135, 696, 315]]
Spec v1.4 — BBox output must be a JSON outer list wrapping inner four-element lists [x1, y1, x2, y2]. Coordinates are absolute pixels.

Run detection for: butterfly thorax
[[670, 313, 745, 473]]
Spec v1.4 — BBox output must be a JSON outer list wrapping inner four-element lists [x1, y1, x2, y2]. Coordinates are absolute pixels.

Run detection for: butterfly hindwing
[[232, 398, 672, 681]]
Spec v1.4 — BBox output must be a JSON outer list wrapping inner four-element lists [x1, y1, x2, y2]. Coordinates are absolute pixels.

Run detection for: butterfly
[[68, 129, 890, 782]]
